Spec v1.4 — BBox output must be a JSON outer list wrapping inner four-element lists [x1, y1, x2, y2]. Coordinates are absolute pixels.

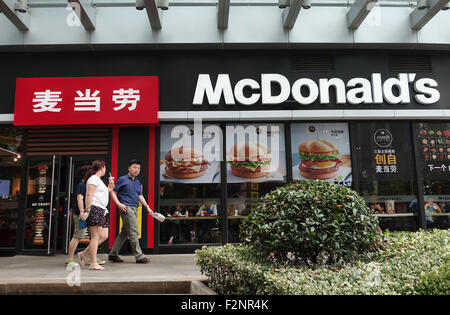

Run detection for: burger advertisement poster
[[291, 123, 352, 187], [225, 124, 287, 183], [160, 124, 221, 184]]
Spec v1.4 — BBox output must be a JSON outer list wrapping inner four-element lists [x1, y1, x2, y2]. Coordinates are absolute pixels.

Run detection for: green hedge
[[415, 262, 450, 295], [195, 229, 450, 295], [240, 181, 380, 265]]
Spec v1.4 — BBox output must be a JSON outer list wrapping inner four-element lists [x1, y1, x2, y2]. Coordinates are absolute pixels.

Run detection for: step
[[0, 280, 216, 295]]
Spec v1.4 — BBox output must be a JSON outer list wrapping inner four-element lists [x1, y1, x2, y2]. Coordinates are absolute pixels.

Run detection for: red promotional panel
[[14, 76, 159, 127], [109, 127, 119, 249], [147, 126, 156, 249]]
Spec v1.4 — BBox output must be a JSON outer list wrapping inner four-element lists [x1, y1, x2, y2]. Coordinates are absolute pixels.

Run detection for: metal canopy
[[410, 0, 450, 30], [347, 0, 378, 30], [67, 0, 96, 31], [0, 0, 30, 31], [142, 0, 162, 30], [282, 0, 303, 30], [217, 0, 229, 29]]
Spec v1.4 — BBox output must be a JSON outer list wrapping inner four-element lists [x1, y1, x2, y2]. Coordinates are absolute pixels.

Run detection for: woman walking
[[79, 160, 112, 270]]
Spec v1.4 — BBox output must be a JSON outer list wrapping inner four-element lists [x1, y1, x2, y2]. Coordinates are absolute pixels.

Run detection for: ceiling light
[[157, 0, 169, 10], [278, 0, 290, 9], [13, 0, 29, 13], [302, 0, 311, 9], [417, 0, 429, 10]]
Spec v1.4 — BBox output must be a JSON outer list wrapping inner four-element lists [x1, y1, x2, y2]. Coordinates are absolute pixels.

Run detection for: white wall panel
[[353, 7, 417, 44], [90, 7, 156, 44], [417, 10, 450, 45], [224, 6, 289, 44], [157, 7, 221, 44], [23, 8, 90, 45], [0, 4, 449, 49], [289, 7, 353, 44], [0, 14, 24, 46]]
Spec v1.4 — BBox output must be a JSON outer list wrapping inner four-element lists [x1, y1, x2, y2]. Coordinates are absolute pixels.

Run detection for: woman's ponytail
[[84, 160, 105, 183]]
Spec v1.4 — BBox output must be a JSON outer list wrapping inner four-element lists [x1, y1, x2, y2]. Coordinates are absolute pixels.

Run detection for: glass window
[[159, 123, 222, 245], [225, 123, 286, 243], [0, 127, 23, 247], [352, 122, 417, 231], [415, 122, 450, 230]]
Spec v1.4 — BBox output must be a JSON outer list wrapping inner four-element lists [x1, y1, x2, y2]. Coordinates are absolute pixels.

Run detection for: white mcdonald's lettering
[[192, 73, 440, 106]]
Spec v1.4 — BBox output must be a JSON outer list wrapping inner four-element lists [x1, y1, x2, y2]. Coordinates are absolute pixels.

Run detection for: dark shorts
[[87, 205, 109, 228]]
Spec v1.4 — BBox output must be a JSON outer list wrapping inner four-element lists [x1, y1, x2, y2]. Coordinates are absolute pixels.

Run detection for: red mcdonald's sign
[[14, 76, 159, 127]]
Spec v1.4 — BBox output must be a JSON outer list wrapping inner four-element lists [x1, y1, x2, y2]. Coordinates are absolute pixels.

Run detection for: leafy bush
[[195, 229, 450, 295], [415, 263, 450, 295], [195, 244, 269, 295], [240, 181, 380, 265]]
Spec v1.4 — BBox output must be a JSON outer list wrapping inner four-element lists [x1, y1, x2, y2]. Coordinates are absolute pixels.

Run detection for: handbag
[[79, 217, 87, 229]]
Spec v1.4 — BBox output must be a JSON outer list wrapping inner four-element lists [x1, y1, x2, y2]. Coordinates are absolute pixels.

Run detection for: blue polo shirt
[[113, 174, 142, 207]]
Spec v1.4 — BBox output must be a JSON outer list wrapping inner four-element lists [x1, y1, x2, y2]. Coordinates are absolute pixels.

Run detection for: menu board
[[27, 194, 51, 248], [32, 164, 51, 247], [160, 124, 221, 184], [415, 122, 450, 180], [23, 162, 54, 250], [225, 124, 287, 183], [291, 123, 352, 187], [32, 208, 46, 245]]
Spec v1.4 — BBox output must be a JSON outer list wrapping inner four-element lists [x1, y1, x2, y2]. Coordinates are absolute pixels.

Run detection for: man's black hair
[[76, 165, 90, 179], [129, 159, 142, 166]]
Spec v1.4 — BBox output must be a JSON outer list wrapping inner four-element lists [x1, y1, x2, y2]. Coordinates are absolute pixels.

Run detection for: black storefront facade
[[0, 50, 449, 256]]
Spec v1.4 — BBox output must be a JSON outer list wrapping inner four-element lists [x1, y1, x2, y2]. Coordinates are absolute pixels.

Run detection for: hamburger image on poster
[[227, 142, 273, 179], [164, 146, 210, 179], [291, 123, 352, 185], [225, 124, 286, 183], [159, 124, 221, 184]]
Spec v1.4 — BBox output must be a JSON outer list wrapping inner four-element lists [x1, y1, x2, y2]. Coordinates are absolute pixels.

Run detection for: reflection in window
[[159, 124, 222, 245], [0, 127, 23, 247], [227, 182, 282, 243], [352, 122, 417, 231], [416, 122, 450, 230], [226, 123, 287, 243], [423, 184, 449, 229], [159, 183, 221, 244]]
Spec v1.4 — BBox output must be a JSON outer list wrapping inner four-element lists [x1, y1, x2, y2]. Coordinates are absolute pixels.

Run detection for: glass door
[[62, 156, 105, 254], [23, 156, 58, 255], [23, 155, 107, 255]]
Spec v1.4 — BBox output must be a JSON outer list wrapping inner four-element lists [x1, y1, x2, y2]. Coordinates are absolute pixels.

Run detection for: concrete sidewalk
[[0, 254, 212, 294]]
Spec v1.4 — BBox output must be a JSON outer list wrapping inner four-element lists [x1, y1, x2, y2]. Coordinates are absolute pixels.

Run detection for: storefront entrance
[[22, 155, 107, 255]]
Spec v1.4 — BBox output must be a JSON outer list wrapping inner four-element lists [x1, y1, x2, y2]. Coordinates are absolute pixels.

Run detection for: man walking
[[108, 159, 151, 264]]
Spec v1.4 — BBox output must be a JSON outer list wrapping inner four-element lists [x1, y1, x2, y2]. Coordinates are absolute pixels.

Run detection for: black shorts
[[87, 205, 109, 228]]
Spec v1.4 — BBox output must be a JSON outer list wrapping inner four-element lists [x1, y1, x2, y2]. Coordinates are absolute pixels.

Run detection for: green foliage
[[415, 262, 450, 295], [195, 229, 450, 295], [240, 181, 380, 265]]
